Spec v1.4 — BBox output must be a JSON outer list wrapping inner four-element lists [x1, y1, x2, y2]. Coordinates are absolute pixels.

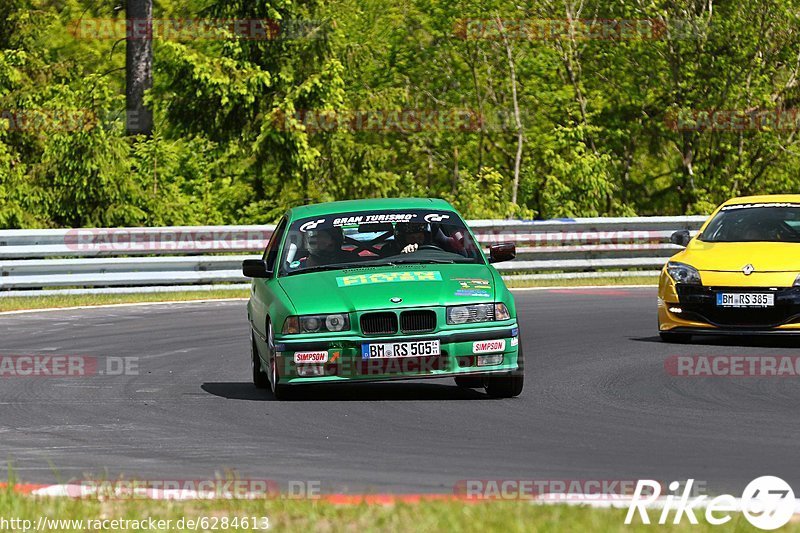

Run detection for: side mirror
[[242, 259, 272, 278], [670, 229, 691, 247], [489, 242, 516, 263]]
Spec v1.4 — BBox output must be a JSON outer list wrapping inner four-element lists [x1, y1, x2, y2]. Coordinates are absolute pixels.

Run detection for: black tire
[[266, 321, 293, 400], [485, 344, 524, 398], [454, 376, 484, 388], [251, 332, 269, 389], [659, 331, 692, 343]]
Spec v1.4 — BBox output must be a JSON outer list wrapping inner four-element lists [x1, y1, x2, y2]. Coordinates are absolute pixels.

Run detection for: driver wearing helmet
[[392, 222, 430, 254], [301, 227, 349, 267]]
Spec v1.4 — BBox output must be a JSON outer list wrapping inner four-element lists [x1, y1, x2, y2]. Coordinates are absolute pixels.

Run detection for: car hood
[[676, 241, 800, 272], [277, 264, 496, 313]]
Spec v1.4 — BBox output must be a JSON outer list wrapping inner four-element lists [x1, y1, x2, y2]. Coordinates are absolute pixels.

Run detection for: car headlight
[[282, 314, 350, 334], [666, 261, 701, 285], [446, 303, 510, 324]]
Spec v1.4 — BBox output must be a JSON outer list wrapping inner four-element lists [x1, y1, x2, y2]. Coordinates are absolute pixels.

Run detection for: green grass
[[504, 275, 657, 288], [0, 490, 783, 532], [0, 289, 249, 313]]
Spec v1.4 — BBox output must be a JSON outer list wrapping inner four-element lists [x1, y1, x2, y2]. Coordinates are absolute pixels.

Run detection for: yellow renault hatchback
[[659, 195, 800, 342]]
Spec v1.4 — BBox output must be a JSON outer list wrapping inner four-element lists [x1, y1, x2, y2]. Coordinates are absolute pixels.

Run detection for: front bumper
[[268, 324, 521, 385], [659, 284, 800, 333]]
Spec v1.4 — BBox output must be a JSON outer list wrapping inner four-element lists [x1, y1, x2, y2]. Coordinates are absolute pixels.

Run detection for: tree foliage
[[1, 0, 800, 228]]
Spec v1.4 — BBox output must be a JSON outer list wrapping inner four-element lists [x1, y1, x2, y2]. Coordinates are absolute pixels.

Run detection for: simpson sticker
[[473, 340, 506, 354], [337, 271, 442, 286], [294, 351, 328, 363]]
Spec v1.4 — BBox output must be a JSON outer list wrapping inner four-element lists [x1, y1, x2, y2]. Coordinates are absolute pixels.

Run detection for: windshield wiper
[[386, 258, 456, 265], [285, 262, 367, 275]]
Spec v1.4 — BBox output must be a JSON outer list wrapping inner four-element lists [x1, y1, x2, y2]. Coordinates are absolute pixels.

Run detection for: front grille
[[677, 286, 800, 328], [360, 312, 398, 335], [400, 310, 436, 333]]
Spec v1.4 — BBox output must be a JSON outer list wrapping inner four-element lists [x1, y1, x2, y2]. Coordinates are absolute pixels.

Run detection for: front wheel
[[485, 344, 524, 398], [251, 331, 269, 389], [266, 321, 293, 400]]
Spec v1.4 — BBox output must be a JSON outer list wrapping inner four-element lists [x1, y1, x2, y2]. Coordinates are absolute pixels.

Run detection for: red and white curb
[[3, 484, 800, 516]]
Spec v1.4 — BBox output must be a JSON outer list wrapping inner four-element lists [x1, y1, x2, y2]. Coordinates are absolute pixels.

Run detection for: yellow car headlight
[[666, 261, 701, 285]]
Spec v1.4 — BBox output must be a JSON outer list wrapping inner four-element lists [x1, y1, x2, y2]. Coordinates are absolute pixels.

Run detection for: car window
[[278, 209, 484, 276], [263, 217, 288, 272], [700, 203, 800, 242]]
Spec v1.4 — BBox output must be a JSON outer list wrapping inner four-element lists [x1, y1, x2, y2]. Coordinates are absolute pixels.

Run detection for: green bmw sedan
[[243, 198, 523, 399]]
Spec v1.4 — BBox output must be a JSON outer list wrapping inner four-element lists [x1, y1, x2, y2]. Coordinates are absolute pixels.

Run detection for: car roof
[[286, 198, 455, 220], [722, 194, 800, 206]]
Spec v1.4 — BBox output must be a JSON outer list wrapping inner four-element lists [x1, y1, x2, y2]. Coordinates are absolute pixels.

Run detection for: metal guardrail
[[0, 216, 707, 295]]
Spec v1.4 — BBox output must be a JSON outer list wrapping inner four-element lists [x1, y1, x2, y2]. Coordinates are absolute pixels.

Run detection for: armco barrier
[[0, 216, 706, 295]]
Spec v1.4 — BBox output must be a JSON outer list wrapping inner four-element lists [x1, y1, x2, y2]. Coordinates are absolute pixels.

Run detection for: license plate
[[361, 340, 440, 359], [716, 292, 775, 307]]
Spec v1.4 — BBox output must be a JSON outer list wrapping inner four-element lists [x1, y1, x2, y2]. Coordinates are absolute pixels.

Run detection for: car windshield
[[278, 209, 484, 275], [699, 203, 800, 243]]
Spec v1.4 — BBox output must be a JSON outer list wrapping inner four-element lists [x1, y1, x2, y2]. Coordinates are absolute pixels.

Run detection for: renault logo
[[742, 264, 755, 275], [390, 297, 402, 303]]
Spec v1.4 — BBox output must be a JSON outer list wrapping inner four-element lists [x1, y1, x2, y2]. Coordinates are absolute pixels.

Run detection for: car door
[[249, 216, 288, 340]]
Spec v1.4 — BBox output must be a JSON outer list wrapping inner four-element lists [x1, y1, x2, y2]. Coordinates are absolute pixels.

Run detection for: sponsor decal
[[473, 340, 506, 354], [329, 351, 341, 363], [332, 213, 415, 226], [510, 337, 519, 347], [293, 351, 328, 363], [299, 219, 325, 232], [455, 289, 491, 297], [454, 278, 491, 290], [721, 202, 800, 210], [337, 271, 442, 286], [424, 213, 451, 222]]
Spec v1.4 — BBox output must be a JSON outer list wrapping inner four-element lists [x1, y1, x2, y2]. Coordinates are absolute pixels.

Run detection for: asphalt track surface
[[2, 288, 799, 496]]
